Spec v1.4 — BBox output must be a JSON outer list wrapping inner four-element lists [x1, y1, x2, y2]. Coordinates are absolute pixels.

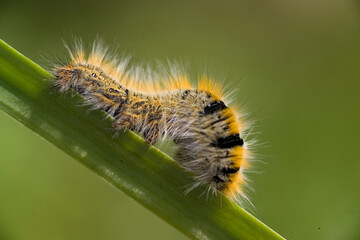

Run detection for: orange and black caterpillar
[[53, 42, 252, 205]]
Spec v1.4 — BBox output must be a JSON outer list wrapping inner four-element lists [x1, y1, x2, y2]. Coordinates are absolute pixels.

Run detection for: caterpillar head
[[54, 64, 104, 92]]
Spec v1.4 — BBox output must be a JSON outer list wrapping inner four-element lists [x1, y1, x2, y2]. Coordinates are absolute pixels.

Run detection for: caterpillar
[[53, 41, 252, 206]]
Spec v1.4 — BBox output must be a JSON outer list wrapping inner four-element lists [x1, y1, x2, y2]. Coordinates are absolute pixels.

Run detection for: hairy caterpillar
[[53, 41, 252, 205]]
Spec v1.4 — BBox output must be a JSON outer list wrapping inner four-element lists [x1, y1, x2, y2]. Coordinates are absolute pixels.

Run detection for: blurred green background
[[0, 0, 359, 239]]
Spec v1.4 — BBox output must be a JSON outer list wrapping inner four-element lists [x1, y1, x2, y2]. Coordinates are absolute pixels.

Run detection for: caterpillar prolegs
[[53, 41, 252, 206]]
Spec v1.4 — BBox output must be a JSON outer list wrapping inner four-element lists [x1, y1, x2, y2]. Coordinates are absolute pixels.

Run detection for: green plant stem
[[0, 39, 285, 240]]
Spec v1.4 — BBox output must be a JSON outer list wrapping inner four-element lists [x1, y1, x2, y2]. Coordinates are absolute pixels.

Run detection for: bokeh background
[[0, 0, 359, 239]]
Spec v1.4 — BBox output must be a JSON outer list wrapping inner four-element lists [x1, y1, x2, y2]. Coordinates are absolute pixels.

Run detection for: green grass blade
[[0, 39, 285, 240]]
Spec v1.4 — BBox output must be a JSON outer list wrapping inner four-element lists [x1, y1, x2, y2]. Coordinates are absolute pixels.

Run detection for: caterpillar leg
[[143, 123, 160, 145], [112, 113, 160, 145], [112, 113, 134, 130]]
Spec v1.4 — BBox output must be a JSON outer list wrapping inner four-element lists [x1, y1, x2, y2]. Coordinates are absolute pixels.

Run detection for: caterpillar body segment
[[54, 42, 251, 204]]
